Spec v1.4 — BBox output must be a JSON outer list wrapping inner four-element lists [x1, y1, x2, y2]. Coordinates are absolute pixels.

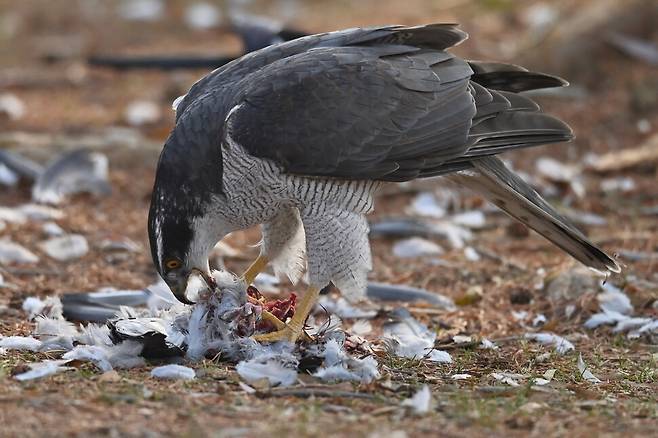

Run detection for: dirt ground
[[0, 1, 657, 437]]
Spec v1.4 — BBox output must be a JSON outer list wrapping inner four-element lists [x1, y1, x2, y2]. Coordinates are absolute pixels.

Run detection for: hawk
[[148, 24, 620, 343]]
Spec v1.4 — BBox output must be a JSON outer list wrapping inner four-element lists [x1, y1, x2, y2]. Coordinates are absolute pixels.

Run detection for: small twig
[[3, 267, 64, 276], [256, 388, 378, 400], [435, 335, 521, 351], [476, 386, 522, 394]]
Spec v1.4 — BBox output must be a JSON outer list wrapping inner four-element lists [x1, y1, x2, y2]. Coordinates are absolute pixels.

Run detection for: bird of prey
[[148, 24, 620, 343]]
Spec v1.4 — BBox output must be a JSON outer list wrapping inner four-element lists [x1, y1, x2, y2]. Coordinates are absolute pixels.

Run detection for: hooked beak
[[168, 268, 217, 305]]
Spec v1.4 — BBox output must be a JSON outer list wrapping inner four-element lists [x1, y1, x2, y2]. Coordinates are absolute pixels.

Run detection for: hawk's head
[[147, 129, 224, 304]]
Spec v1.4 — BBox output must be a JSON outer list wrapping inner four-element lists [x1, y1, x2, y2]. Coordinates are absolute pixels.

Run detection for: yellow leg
[[252, 286, 320, 343], [260, 309, 287, 330], [242, 255, 269, 285]]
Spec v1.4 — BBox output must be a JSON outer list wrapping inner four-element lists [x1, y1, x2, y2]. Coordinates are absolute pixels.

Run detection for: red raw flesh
[[249, 285, 297, 332]]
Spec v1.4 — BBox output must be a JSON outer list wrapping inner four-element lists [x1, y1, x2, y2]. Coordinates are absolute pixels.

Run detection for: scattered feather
[[408, 192, 446, 218], [18, 204, 64, 221], [366, 282, 455, 309], [451, 373, 472, 380], [236, 353, 298, 387], [63, 342, 144, 372], [313, 338, 380, 384], [0, 163, 18, 186], [184, 2, 222, 29], [22, 295, 63, 320], [463, 246, 480, 262], [42, 221, 65, 236], [39, 234, 89, 261], [532, 369, 556, 386], [32, 149, 110, 205], [119, 0, 163, 22], [532, 314, 547, 327], [0, 239, 39, 264], [383, 309, 451, 363], [0, 206, 27, 224], [151, 364, 196, 380], [392, 237, 443, 258], [479, 338, 499, 350], [598, 284, 633, 315], [450, 210, 485, 229], [0, 93, 25, 120], [317, 296, 377, 319], [524, 333, 575, 355], [124, 100, 161, 126], [633, 320, 658, 337], [584, 310, 628, 329], [34, 315, 78, 338], [401, 385, 432, 415], [612, 317, 653, 333], [63, 345, 112, 372], [14, 360, 71, 381], [436, 222, 472, 249], [491, 372, 524, 386], [0, 335, 43, 351], [577, 353, 601, 384]]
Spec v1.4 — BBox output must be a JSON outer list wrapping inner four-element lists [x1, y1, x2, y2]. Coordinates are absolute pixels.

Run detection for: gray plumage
[[148, 24, 619, 304]]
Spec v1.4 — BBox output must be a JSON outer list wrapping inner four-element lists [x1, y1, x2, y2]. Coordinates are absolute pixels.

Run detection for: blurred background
[[1, 1, 657, 436]]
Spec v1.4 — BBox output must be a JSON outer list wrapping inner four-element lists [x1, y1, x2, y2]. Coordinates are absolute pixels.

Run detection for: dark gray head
[[147, 127, 224, 304]]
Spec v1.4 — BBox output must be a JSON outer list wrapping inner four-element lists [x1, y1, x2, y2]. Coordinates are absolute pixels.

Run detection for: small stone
[[454, 285, 483, 306], [506, 222, 530, 238], [510, 288, 533, 305], [99, 370, 121, 383], [519, 401, 545, 414], [544, 266, 598, 303], [637, 119, 651, 134]]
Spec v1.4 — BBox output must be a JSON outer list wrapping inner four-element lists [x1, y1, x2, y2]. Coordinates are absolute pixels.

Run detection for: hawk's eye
[[165, 259, 181, 271]]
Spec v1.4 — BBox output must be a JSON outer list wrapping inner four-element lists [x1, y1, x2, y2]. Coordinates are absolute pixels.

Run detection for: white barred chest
[[216, 137, 382, 230]]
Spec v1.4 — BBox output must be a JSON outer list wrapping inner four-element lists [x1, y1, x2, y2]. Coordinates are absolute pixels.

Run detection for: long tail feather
[[447, 156, 620, 274]]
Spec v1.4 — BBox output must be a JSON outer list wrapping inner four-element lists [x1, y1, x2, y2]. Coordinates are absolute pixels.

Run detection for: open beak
[[169, 268, 217, 305]]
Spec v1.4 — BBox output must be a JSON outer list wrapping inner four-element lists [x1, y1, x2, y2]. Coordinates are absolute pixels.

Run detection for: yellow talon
[[241, 255, 269, 285], [252, 286, 320, 344], [260, 309, 287, 331], [253, 325, 304, 343]]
